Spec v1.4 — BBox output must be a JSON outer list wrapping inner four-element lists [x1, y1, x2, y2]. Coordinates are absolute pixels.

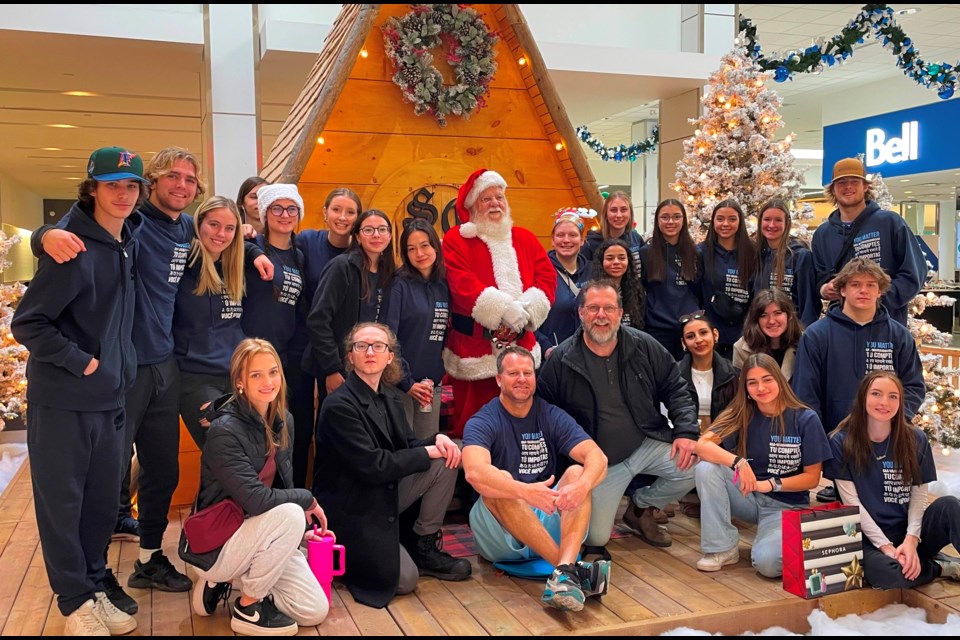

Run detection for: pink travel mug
[[307, 526, 346, 603]]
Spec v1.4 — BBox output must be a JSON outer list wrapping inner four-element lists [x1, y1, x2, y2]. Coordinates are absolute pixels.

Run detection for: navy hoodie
[[792, 304, 924, 432], [172, 258, 245, 376], [242, 236, 305, 367], [13, 202, 140, 411], [582, 228, 645, 278], [536, 251, 591, 353], [811, 201, 926, 325], [697, 241, 751, 346], [31, 199, 194, 365], [639, 242, 701, 336], [383, 271, 449, 392], [298, 229, 348, 310], [756, 242, 821, 328]]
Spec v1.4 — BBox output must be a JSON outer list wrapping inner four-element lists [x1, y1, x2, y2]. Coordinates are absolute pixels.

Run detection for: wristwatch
[[769, 476, 783, 492]]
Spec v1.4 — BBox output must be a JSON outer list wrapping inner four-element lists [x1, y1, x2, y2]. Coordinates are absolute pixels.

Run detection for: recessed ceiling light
[[47, 124, 78, 129], [62, 91, 99, 97]]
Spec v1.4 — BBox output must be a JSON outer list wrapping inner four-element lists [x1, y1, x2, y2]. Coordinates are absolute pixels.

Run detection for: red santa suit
[[443, 169, 556, 436]]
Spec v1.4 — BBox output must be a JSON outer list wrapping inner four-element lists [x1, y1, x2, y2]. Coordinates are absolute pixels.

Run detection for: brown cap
[[827, 158, 867, 186]]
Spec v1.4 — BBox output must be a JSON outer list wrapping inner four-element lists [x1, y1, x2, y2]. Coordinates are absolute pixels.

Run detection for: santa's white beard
[[472, 208, 513, 241]]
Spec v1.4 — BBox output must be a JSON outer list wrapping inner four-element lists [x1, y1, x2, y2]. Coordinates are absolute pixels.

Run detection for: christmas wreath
[[382, 4, 499, 127]]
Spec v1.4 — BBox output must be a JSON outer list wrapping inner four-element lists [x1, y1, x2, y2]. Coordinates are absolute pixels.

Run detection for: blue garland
[[575, 125, 659, 162], [740, 4, 958, 99]]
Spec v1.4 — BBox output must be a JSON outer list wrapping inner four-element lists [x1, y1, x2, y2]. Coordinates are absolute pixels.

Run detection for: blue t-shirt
[[719, 407, 832, 506], [824, 428, 936, 544], [463, 397, 591, 484]]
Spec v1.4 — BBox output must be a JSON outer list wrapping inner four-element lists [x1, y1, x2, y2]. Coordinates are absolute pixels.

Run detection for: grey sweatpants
[[199, 503, 328, 626]]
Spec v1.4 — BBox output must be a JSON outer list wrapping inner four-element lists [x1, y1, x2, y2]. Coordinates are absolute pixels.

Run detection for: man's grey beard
[[584, 320, 619, 345], [473, 208, 513, 240]]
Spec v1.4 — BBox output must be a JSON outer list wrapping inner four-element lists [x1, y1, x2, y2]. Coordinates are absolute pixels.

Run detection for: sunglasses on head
[[679, 310, 706, 325]]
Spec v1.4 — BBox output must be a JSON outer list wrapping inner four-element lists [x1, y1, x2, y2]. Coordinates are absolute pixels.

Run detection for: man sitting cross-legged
[[462, 346, 609, 612]]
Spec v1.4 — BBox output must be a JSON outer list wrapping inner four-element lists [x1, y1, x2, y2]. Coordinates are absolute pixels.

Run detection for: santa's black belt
[[451, 312, 526, 341]]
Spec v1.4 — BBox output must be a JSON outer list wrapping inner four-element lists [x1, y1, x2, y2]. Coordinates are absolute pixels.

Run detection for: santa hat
[[256, 183, 305, 226], [456, 168, 507, 232]]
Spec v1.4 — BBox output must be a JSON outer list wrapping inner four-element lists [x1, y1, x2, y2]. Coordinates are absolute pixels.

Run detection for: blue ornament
[[774, 66, 790, 82], [938, 85, 954, 99]]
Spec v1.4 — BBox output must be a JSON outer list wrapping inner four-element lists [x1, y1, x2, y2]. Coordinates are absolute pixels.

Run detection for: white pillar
[[938, 198, 957, 281], [201, 4, 261, 198], [631, 119, 659, 234]]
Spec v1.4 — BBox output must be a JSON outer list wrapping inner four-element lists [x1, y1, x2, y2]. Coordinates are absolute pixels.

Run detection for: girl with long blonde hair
[[183, 338, 331, 635], [174, 195, 246, 447]]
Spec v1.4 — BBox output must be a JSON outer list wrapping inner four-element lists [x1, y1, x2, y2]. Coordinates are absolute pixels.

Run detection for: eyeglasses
[[359, 226, 391, 237], [268, 204, 300, 217], [660, 214, 684, 223], [583, 304, 621, 315], [350, 341, 391, 353], [679, 310, 706, 324]]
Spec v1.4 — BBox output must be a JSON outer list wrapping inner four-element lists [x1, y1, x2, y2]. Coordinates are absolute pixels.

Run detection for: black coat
[[538, 325, 700, 445], [304, 251, 386, 379], [179, 396, 313, 571], [677, 351, 739, 422], [314, 372, 432, 608]]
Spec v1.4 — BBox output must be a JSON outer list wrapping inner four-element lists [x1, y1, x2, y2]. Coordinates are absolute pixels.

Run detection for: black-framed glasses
[[679, 310, 706, 325], [351, 341, 391, 353], [268, 204, 300, 217], [359, 225, 391, 237]]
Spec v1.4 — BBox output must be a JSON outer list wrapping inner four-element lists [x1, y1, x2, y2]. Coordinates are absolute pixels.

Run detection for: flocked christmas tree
[[672, 44, 808, 240], [0, 231, 27, 429]]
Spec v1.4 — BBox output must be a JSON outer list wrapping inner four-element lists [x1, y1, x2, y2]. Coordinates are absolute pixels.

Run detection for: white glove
[[501, 300, 529, 333]]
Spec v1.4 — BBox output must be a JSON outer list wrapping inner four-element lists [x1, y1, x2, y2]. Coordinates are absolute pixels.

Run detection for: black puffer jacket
[[538, 326, 699, 446], [677, 351, 739, 422], [179, 396, 313, 570]]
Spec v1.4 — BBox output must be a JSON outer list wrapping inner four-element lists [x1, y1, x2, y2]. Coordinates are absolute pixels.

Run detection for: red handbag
[[182, 499, 245, 553], [183, 450, 276, 553], [782, 501, 863, 598]]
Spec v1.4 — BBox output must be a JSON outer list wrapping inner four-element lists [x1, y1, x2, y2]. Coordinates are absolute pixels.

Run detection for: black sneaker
[[192, 580, 232, 617], [112, 516, 141, 541], [103, 568, 138, 615], [231, 596, 298, 636], [127, 551, 193, 592], [406, 530, 472, 581], [815, 485, 838, 503]]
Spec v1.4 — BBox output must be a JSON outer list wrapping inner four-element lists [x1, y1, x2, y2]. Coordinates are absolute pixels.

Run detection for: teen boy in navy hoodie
[[12, 147, 146, 636], [812, 157, 926, 326], [792, 257, 924, 502]]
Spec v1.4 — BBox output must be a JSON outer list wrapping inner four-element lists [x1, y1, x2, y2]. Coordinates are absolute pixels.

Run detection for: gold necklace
[[874, 437, 891, 461]]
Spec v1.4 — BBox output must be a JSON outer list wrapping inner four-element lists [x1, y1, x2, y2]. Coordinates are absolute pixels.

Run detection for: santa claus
[[443, 168, 556, 436]]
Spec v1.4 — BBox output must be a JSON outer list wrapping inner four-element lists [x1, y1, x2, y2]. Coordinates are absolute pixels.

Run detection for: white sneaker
[[697, 547, 740, 572], [65, 600, 109, 636], [94, 591, 137, 635]]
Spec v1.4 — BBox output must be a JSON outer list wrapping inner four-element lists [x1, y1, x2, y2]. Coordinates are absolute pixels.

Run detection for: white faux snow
[[660, 603, 960, 636]]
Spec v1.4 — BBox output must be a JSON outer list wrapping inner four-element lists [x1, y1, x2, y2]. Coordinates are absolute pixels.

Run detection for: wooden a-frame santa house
[[261, 3, 601, 242]]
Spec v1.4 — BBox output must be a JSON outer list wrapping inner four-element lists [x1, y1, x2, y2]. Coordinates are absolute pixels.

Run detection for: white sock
[[139, 548, 160, 564]]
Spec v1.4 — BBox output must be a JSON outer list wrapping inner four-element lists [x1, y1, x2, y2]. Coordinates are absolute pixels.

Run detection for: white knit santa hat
[[256, 183, 305, 226]]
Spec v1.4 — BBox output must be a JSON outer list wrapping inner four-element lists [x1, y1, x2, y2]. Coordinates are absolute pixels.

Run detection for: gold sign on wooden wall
[[395, 185, 462, 238]]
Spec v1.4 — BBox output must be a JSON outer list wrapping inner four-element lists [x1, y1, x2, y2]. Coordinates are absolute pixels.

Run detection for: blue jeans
[[587, 439, 696, 546], [695, 461, 790, 577]]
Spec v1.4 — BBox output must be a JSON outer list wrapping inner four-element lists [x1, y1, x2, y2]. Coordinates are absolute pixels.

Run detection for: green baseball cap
[[86, 146, 148, 183]]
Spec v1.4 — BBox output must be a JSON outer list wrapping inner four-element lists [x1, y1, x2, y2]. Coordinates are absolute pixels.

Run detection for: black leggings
[[863, 495, 960, 589]]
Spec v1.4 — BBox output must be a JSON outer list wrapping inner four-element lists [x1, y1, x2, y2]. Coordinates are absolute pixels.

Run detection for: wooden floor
[[1, 457, 959, 636]]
